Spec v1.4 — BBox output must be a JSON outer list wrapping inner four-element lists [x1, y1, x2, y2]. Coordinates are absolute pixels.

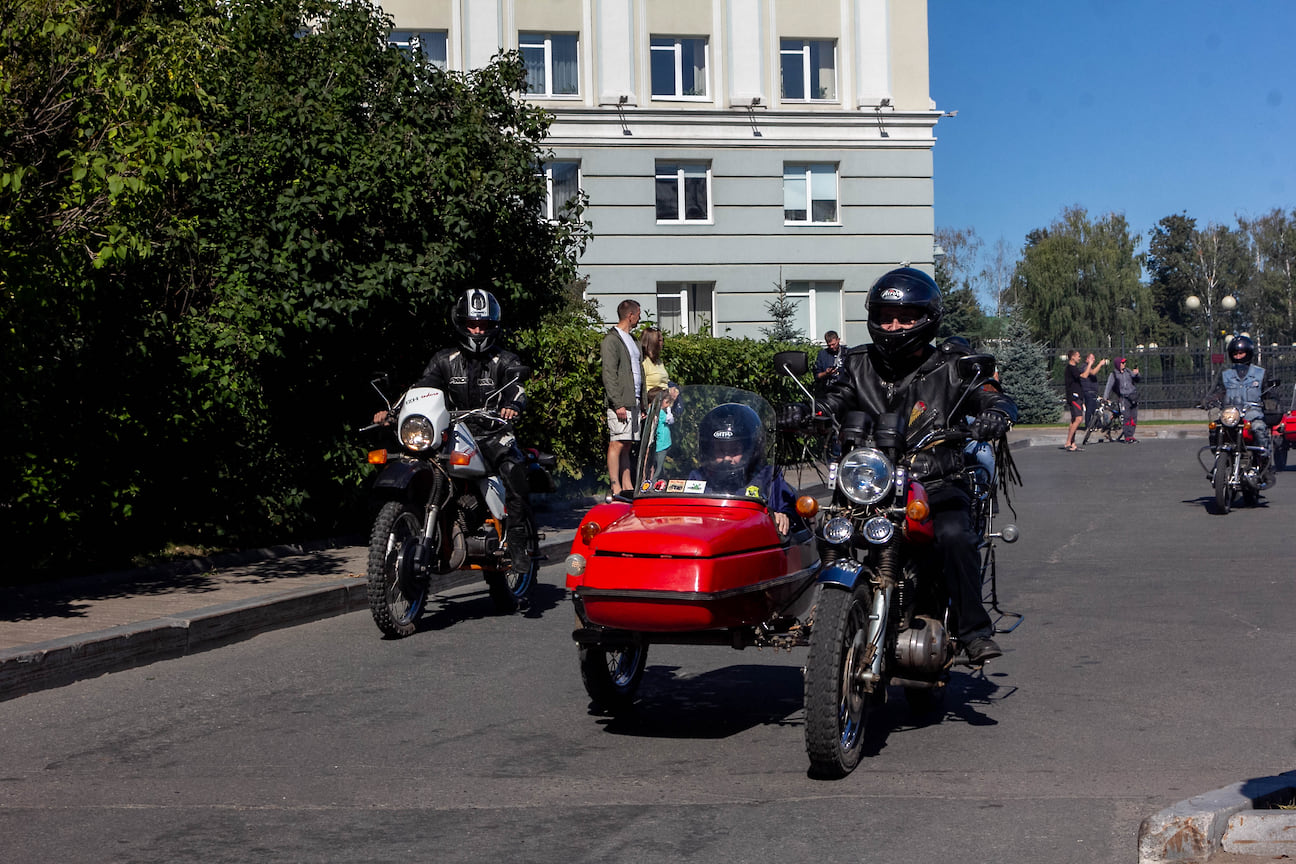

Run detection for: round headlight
[[822, 516, 854, 544], [862, 516, 895, 544], [400, 415, 437, 451], [837, 447, 894, 505], [1220, 406, 1242, 427]]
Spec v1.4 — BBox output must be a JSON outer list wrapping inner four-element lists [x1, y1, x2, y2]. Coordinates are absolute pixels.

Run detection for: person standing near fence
[[1104, 357, 1141, 442], [1082, 352, 1107, 429], [1063, 350, 1088, 451]]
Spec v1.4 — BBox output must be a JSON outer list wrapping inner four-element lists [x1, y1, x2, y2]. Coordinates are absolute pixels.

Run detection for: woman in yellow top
[[639, 326, 673, 397]]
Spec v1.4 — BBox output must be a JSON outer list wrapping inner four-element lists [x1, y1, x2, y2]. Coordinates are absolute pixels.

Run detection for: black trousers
[[926, 482, 993, 642]]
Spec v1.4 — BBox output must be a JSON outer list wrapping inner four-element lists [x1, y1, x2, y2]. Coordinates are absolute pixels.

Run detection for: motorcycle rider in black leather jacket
[[387, 288, 533, 613], [821, 268, 1017, 663]]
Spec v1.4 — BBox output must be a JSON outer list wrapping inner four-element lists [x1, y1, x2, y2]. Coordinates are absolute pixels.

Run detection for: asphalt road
[[1, 438, 1293, 864]]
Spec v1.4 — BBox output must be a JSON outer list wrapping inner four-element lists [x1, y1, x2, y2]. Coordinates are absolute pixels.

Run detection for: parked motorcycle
[[1196, 395, 1276, 514], [1270, 383, 1296, 471], [363, 368, 554, 637], [1081, 397, 1124, 445]]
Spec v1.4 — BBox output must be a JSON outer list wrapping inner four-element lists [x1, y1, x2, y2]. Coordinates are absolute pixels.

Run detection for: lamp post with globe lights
[[1185, 293, 1237, 353]]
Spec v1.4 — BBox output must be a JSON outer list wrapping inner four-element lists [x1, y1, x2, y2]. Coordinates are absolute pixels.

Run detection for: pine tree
[[761, 279, 807, 342], [993, 313, 1059, 424]]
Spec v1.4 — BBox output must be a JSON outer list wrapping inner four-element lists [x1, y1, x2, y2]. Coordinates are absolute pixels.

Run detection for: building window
[[784, 163, 838, 223], [655, 162, 710, 223], [650, 36, 708, 98], [787, 280, 843, 338], [780, 39, 837, 101], [388, 30, 448, 69], [541, 160, 581, 221], [656, 282, 714, 335], [520, 32, 579, 96]]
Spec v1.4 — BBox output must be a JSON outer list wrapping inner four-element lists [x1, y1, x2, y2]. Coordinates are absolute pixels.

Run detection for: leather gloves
[[971, 409, 1012, 441]]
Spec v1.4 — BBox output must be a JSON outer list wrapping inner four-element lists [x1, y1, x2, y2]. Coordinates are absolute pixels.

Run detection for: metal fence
[[1054, 346, 1296, 411]]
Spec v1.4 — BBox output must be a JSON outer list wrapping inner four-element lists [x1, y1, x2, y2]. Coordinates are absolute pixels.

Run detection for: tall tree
[[1144, 213, 1199, 346], [1009, 206, 1152, 354], [1239, 209, 1296, 345], [934, 227, 988, 343], [992, 312, 1057, 425]]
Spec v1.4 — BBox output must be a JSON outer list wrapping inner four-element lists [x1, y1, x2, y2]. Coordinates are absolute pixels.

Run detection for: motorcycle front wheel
[[578, 642, 648, 714], [367, 501, 430, 637], [1213, 454, 1234, 515], [503, 513, 540, 607], [804, 583, 875, 778]]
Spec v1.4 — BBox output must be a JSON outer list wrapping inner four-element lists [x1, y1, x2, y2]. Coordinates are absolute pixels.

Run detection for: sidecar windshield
[[633, 385, 778, 503]]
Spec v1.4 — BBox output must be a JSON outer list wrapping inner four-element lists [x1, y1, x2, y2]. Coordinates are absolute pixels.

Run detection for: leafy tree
[[1144, 213, 1199, 346], [935, 226, 989, 343], [992, 313, 1058, 424], [1238, 209, 1296, 345], [1010, 206, 1153, 354]]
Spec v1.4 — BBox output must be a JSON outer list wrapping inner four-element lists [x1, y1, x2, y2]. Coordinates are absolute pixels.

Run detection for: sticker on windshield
[[684, 480, 706, 493], [640, 481, 652, 492], [745, 485, 761, 498], [667, 479, 686, 492], [653, 479, 667, 491]]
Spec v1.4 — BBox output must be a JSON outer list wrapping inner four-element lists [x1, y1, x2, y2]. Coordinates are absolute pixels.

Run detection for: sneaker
[[1126, 437, 1138, 444], [965, 636, 1003, 664]]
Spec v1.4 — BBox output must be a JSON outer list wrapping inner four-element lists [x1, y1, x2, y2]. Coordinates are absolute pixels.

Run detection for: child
[[647, 386, 676, 478]]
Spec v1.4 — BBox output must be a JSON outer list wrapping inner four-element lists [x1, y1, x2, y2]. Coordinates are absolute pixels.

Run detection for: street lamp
[[1185, 293, 1237, 352]]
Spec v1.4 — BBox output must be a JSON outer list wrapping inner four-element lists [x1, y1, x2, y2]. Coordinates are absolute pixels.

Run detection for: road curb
[[0, 534, 575, 702], [1137, 770, 1296, 862]]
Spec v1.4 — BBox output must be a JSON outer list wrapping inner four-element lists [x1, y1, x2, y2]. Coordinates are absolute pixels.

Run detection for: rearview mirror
[[505, 365, 532, 384], [956, 353, 997, 382], [774, 351, 808, 377]]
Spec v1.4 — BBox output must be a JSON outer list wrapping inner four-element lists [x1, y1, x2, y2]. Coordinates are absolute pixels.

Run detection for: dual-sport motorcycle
[[363, 368, 554, 637], [1081, 397, 1125, 445], [1196, 393, 1276, 514], [563, 352, 1018, 778]]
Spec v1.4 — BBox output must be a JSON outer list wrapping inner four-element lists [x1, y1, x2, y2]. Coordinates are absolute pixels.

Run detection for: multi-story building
[[381, 0, 939, 342]]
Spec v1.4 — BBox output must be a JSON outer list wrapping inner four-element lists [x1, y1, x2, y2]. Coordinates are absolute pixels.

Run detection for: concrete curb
[[1137, 770, 1296, 862], [0, 534, 575, 702]]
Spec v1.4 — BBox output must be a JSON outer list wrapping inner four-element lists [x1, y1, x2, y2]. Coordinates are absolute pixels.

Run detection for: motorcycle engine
[[893, 615, 950, 678]]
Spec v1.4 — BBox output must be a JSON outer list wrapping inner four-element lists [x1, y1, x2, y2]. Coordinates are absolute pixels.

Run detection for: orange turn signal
[[579, 521, 602, 545], [367, 449, 388, 465], [449, 451, 472, 466], [906, 499, 930, 522], [795, 495, 820, 519]]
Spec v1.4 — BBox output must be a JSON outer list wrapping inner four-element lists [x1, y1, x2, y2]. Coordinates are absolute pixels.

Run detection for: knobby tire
[[367, 501, 428, 637], [804, 583, 874, 778]]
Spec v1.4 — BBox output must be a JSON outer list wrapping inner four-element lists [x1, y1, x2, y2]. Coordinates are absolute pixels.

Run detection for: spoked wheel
[[804, 583, 876, 778], [1213, 454, 1234, 515], [367, 501, 430, 637], [579, 642, 648, 714]]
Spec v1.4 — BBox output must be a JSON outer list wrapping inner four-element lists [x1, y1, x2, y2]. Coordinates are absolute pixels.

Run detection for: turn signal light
[[367, 449, 388, 465], [795, 495, 820, 519], [579, 521, 602, 545], [449, 451, 471, 466], [906, 499, 930, 522]]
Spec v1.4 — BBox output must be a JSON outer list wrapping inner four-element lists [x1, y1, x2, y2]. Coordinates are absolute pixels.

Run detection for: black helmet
[[1227, 334, 1255, 365], [698, 403, 765, 493], [452, 288, 502, 354], [866, 267, 943, 362]]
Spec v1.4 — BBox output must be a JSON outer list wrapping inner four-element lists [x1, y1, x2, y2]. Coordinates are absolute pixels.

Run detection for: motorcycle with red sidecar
[[563, 353, 1019, 778]]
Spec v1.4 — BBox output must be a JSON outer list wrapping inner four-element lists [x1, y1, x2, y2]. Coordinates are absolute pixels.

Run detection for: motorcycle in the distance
[[1196, 394, 1276, 514], [362, 368, 554, 636]]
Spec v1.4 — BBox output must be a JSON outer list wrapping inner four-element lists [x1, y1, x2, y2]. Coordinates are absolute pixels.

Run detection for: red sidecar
[[564, 385, 822, 711]]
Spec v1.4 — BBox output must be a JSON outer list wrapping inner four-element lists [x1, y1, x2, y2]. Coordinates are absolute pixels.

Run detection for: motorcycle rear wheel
[[1213, 454, 1233, 515], [579, 642, 648, 714], [804, 583, 875, 778], [502, 513, 539, 607], [367, 501, 429, 637]]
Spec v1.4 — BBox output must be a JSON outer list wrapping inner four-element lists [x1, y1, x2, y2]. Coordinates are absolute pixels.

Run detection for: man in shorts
[[601, 299, 642, 496]]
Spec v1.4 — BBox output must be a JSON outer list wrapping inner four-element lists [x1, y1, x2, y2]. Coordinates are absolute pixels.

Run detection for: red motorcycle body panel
[[1275, 411, 1296, 444], [566, 497, 818, 632], [904, 479, 936, 543]]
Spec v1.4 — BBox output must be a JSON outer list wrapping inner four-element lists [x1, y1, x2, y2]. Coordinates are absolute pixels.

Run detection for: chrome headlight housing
[[399, 414, 438, 451], [837, 447, 894, 505], [822, 517, 854, 544], [1220, 406, 1242, 427]]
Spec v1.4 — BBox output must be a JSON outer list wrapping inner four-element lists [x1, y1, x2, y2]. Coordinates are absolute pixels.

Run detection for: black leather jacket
[[414, 346, 526, 417], [822, 341, 1017, 481]]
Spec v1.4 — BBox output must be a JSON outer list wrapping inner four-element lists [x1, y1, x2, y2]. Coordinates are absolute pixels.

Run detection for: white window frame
[[388, 30, 448, 69], [541, 160, 581, 221], [520, 32, 579, 98], [656, 282, 714, 335], [786, 280, 843, 338], [654, 162, 712, 224], [780, 39, 837, 102], [783, 163, 839, 225], [650, 36, 709, 100]]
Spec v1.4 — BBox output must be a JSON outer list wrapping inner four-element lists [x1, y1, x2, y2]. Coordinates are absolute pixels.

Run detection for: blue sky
[[928, 0, 1295, 271]]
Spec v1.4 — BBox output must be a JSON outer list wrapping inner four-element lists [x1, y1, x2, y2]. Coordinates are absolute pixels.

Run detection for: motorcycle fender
[[372, 461, 430, 495], [816, 558, 866, 590]]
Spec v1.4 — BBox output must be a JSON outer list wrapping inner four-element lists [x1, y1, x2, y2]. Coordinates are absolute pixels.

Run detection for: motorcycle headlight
[[399, 415, 438, 451], [837, 447, 894, 505], [822, 516, 854, 544], [1220, 406, 1242, 427]]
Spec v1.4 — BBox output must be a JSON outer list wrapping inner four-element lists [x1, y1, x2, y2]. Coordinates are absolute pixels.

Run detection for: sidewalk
[[0, 500, 591, 702]]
